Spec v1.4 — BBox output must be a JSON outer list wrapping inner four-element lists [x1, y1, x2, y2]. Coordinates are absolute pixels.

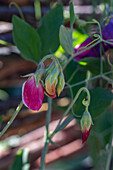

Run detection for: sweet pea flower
[[22, 75, 44, 111], [102, 18, 113, 47], [74, 37, 101, 61], [74, 18, 113, 61], [80, 111, 93, 143]]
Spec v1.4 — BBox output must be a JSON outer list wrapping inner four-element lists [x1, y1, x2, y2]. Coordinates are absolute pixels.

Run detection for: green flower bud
[[57, 72, 65, 96], [44, 67, 60, 98], [80, 111, 93, 143]]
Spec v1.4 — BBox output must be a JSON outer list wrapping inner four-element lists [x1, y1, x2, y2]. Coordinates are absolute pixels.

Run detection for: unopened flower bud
[[45, 68, 59, 98], [80, 110, 93, 143], [57, 72, 65, 96]]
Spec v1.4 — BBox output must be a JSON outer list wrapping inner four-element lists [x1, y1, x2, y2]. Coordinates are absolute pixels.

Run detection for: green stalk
[[51, 87, 90, 138], [39, 97, 52, 170], [9, 2, 25, 20], [63, 39, 102, 70], [0, 101, 23, 137], [105, 133, 113, 170]]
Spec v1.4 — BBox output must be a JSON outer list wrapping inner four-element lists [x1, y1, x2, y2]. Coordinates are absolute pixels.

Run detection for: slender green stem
[[63, 39, 102, 70], [51, 87, 90, 138], [41, 54, 62, 72], [9, 2, 25, 20], [105, 133, 113, 170], [103, 39, 113, 45], [107, 55, 113, 68], [67, 68, 79, 83], [65, 70, 113, 89], [0, 101, 23, 137], [65, 74, 101, 88], [66, 83, 81, 118], [39, 97, 52, 170], [77, 37, 100, 53]]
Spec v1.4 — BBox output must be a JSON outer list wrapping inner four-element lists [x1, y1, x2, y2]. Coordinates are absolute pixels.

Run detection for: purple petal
[[102, 18, 113, 47], [74, 37, 101, 61], [22, 76, 44, 111], [74, 37, 109, 61]]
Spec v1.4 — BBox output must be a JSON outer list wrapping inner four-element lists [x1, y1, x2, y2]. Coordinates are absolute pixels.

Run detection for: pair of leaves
[[13, 4, 63, 63]]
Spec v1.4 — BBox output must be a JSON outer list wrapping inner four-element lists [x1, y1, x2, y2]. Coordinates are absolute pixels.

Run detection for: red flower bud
[[80, 111, 93, 143], [22, 75, 44, 111]]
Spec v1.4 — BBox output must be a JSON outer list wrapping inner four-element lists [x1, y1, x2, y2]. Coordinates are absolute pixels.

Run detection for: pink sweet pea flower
[[22, 75, 44, 111], [74, 18, 113, 61]]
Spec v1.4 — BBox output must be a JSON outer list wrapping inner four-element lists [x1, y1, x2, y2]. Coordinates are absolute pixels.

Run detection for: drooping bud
[[22, 75, 44, 111], [57, 72, 65, 96], [44, 68, 59, 98], [80, 110, 93, 143]]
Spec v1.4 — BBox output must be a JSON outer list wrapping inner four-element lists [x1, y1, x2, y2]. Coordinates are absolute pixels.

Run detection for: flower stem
[[0, 101, 23, 137], [9, 2, 25, 20], [105, 133, 113, 170], [51, 87, 90, 138], [39, 97, 52, 170], [63, 39, 102, 70]]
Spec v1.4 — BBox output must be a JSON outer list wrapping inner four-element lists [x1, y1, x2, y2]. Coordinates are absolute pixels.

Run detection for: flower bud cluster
[[22, 57, 65, 111]]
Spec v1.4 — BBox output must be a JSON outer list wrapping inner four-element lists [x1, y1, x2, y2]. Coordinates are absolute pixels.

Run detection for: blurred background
[[0, 0, 111, 169]]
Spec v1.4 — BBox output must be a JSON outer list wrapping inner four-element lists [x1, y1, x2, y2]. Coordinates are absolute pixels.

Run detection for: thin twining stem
[[9, 2, 25, 20], [0, 101, 23, 137], [63, 39, 102, 70], [65, 70, 113, 88], [105, 133, 113, 170]]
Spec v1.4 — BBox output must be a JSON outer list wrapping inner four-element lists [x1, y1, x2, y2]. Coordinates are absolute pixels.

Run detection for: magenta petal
[[82, 125, 91, 144], [22, 76, 44, 111]]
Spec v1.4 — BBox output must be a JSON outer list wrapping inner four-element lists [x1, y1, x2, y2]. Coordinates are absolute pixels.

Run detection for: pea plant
[[1, 2, 113, 170]]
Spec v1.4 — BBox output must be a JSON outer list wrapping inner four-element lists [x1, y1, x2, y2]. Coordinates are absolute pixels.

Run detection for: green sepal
[[80, 111, 93, 131], [21, 73, 34, 78], [45, 67, 60, 86], [57, 72, 65, 96]]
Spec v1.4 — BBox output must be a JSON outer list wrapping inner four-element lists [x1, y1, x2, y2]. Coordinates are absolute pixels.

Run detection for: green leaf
[[69, 2, 75, 28], [12, 15, 41, 63], [59, 25, 73, 55], [65, 60, 86, 95], [10, 149, 30, 170], [56, 114, 74, 132], [89, 87, 113, 118], [74, 87, 113, 119], [0, 89, 9, 100], [78, 57, 108, 75], [88, 109, 113, 170], [0, 116, 3, 128], [37, 4, 63, 57]]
